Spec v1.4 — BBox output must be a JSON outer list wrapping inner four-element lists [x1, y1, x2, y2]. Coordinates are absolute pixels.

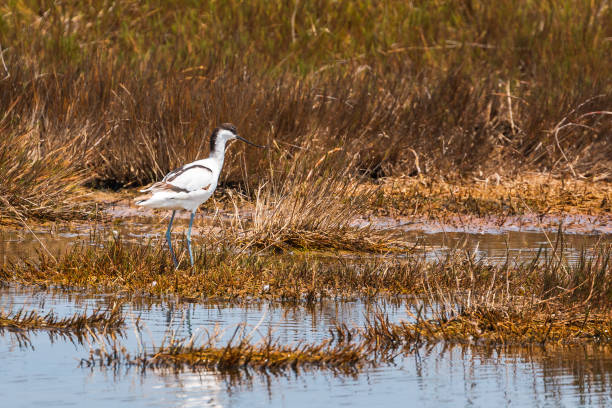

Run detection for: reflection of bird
[[135, 123, 265, 267]]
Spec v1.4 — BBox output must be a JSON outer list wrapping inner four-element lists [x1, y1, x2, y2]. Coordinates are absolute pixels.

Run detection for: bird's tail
[[134, 192, 153, 205], [139, 181, 167, 193]]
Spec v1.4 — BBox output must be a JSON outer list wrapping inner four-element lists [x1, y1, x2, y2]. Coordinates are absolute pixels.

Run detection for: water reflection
[[156, 372, 223, 408], [2, 284, 612, 407]]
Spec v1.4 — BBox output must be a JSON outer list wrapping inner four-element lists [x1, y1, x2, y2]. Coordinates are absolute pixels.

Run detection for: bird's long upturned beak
[[236, 135, 266, 148]]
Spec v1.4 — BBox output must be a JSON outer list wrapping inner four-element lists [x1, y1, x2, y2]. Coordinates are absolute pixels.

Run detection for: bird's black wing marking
[[134, 182, 190, 203], [163, 164, 213, 183], [162, 166, 183, 182]]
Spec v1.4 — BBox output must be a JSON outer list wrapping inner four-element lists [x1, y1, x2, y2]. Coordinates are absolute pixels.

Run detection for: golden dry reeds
[[0, 0, 609, 204], [0, 131, 91, 224]]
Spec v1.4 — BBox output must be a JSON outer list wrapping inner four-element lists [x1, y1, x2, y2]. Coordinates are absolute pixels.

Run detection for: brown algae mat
[[83, 324, 368, 375], [373, 175, 612, 221]]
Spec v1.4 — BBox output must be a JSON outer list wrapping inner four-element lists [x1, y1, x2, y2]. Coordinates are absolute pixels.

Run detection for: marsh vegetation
[[0, 2, 611, 404]]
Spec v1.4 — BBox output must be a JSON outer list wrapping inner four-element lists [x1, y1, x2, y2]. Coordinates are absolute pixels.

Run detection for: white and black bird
[[135, 123, 264, 267]]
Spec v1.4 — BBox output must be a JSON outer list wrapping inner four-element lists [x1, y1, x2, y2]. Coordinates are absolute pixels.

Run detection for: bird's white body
[[136, 157, 221, 212], [134, 123, 264, 267], [136, 131, 230, 212]]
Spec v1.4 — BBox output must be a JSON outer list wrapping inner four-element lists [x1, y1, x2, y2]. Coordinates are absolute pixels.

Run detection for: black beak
[[236, 135, 266, 148]]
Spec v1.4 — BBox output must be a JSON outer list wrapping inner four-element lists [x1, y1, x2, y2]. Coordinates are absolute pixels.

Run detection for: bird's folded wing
[[139, 164, 214, 194], [133, 182, 189, 202], [163, 164, 215, 192]]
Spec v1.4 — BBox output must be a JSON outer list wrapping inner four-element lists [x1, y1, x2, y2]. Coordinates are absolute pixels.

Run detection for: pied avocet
[[135, 123, 264, 267]]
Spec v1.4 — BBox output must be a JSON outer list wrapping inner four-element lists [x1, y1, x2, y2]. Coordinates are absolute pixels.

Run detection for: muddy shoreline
[[103, 199, 612, 236]]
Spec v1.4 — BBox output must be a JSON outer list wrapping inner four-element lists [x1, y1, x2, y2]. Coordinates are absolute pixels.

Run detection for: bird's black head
[[210, 122, 265, 152], [210, 123, 238, 152], [219, 123, 237, 134]]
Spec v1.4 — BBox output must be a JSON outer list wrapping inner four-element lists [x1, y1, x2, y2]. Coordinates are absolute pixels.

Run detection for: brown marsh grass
[[0, 1, 609, 227], [2, 233, 610, 306]]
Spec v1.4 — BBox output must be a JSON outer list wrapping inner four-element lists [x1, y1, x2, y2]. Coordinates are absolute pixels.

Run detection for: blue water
[[2, 284, 612, 407]]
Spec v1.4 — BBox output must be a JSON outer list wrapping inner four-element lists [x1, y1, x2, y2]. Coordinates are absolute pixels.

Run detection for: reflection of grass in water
[[80, 308, 612, 380], [0, 303, 125, 347]]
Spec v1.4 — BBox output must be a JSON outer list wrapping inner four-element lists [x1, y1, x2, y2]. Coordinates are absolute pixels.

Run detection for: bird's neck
[[210, 138, 227, 165]]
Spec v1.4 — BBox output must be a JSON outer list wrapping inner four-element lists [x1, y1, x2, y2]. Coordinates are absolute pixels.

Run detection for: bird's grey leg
[[186, 211, 195, 266], [166, 210, 178, 268]]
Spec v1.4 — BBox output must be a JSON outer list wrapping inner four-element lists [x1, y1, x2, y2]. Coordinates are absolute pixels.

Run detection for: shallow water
[[2, 222, 611, 406], [2, 284, 612, 407], [1, 220, 609, 266]]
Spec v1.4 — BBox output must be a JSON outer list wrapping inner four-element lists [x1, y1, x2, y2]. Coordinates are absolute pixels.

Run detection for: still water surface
[[1, 221, 609, 265]]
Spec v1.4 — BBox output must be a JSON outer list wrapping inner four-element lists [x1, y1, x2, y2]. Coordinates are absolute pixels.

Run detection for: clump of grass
[[0, 302, 125, 343], [232, 154, 411, 252], [363, 307, 612, 349], [82, 323, 367, 375], [0, 131, 90, 224]]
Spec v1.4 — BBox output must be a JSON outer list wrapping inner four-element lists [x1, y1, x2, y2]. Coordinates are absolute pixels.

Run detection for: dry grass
[[0, 131, 91, 224], [0, 0, 609, 217]]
